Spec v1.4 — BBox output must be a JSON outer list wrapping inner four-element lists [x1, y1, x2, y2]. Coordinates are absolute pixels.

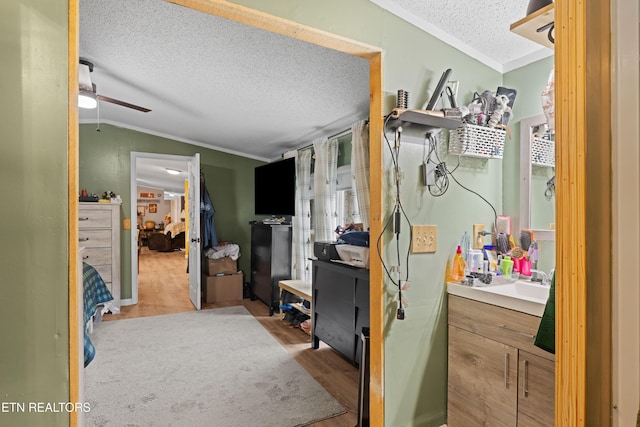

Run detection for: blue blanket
[[83, 263, 113, 367]]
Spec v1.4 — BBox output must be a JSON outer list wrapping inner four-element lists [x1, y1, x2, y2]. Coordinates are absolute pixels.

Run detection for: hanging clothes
[[200, 173, 218, 248]]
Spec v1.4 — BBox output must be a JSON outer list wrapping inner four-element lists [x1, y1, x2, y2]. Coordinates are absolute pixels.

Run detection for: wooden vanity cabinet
[[517, 351, 555, 427], [447, 295, 555, 427], [448, 325, 518, 426]]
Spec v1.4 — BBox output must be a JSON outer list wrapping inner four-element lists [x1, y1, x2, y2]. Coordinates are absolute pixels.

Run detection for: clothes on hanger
[[200, 172, 218, 248]]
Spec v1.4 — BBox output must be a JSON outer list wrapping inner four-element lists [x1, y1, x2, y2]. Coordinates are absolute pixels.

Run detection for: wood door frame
[[68, 0, 80, 425], [555, 0, 612, 425], [68, 0, 384, 425]]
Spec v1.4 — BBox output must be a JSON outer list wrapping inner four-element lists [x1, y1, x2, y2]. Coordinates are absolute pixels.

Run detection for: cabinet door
[[448, 325, 518, 427], [517, 351, 555, 426], [250, 226, 273, 305]]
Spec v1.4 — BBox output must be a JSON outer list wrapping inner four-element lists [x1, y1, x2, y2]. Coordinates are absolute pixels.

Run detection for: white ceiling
[[136, 157, 189, 196], [79, 0, 551, 192], [371, 0, 553, 72], [79, 0, 371, 164]]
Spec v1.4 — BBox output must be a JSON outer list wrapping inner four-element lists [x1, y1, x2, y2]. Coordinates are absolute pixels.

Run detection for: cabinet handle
[[79, 217, 90, 221], [83, 255, 89, 260], [523, 360, 529, 397], [498, 324, 535, 338], [79, 237, 90, 242], [504, 353, 510, 388]]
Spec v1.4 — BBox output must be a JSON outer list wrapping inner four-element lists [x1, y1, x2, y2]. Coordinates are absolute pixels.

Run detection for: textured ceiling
[[370, 0, 553, 72], [79, 0, 370, 165]]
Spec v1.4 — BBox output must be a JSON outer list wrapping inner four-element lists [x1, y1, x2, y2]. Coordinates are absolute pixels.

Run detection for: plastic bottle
[[501, 255, 514, 280], [449, 245, 466, 283]]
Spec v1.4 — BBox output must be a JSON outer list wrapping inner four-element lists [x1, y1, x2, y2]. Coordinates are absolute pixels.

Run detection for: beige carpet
[[85, 306, 345, 426]]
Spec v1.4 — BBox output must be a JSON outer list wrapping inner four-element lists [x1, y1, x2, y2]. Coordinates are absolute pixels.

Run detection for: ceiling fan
[[78, 59, 151, 113]]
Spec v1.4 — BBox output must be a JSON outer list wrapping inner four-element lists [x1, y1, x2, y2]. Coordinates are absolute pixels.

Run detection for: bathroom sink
[[447, 279, 550, 316], [476, 280, 550, 303]]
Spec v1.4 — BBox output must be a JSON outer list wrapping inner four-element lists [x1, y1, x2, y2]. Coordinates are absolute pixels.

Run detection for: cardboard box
[[204, 256, 237, 276], [202, 272, 243, 303]]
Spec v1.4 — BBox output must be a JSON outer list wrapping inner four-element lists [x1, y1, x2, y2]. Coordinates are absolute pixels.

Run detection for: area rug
[[85, 306, 346, 426]]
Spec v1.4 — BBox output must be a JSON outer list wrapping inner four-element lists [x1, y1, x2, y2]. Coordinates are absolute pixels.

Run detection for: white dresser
[[79, 202, 121, 312]]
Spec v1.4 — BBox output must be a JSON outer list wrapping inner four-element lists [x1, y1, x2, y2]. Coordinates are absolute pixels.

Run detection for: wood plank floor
[[103, 247, 359, 427]]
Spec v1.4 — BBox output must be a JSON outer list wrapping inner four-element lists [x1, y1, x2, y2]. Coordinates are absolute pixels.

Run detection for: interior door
[[188, 153, 201, 310]]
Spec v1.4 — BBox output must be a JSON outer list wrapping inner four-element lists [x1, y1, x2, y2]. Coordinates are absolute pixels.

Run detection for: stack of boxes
[[202, 256, 243, 303]]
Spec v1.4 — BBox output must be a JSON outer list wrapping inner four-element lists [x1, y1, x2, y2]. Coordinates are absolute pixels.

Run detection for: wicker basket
[[448, 124, 506, 159], [531, 136, 555, 167]]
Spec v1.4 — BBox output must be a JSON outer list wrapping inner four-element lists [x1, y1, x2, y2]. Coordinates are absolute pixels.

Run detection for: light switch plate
[[473, 224, 485, 249], [411, 225, 437, 253]]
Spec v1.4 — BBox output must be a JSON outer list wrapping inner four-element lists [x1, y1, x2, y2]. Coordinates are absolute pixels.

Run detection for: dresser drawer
[[91, 264, 112, 283], [78, 209, 112, 228], [81, 248, 112, 267], [448, 295, 554, 361], [78, 229, 111, 248]]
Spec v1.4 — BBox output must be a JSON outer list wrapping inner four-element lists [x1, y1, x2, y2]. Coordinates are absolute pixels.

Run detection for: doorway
[[130, 152, 201, 310], [69, 1, 384, 425]]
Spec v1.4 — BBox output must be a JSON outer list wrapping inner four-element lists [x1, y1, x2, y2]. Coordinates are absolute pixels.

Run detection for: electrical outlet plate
[[473, 224, 485, 249], [411, 225, 437, 253]]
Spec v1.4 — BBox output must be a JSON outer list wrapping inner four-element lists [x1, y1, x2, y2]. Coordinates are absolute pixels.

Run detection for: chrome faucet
[[529, 269, 550, 286]]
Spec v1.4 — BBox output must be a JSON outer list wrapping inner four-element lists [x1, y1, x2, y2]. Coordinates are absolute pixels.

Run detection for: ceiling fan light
[[166, 168, 181, 175], [78, 90, 97, 109]]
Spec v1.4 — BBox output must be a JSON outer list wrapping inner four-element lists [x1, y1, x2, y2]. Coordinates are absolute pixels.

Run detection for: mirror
[[519, 114, 556, 276]]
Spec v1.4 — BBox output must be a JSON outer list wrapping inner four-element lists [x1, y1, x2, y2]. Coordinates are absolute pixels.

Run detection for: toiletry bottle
[[501, 255, 514, 280], [449, 245, 466, 283], [472, 250, 484, 273], [520, 256, 531, 277]]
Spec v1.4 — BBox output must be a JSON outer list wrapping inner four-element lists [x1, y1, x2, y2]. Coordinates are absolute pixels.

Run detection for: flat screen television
[[254, 157, 296, 217]]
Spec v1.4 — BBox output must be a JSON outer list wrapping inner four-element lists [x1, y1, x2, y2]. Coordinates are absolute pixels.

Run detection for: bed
[[83, 262, 114, 367]]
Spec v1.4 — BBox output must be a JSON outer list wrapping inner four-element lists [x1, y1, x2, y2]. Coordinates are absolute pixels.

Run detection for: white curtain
[[292, 148, 313, 281], [313, 137, 339, 242], [351, 120, 370, 230], [341, 189, 360, 225]]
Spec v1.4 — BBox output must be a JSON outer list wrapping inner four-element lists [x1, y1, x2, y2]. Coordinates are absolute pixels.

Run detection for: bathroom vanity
[[447, 282, 555, 426]]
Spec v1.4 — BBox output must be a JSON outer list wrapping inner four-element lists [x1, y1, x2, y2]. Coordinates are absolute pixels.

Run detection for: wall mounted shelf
[[386, 108, 461, 131], [510, 3, 555, 49]]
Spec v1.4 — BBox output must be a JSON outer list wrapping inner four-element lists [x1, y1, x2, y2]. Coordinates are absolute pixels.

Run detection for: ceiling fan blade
[[96, 94, 151, 113]]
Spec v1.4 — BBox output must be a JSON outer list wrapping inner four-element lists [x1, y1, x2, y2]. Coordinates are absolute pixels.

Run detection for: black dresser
[[249, 222, 292, 315], [311, 260, 370, 365]]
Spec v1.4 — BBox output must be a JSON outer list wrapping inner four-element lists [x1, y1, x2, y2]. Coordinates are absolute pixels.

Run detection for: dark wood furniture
[[146, 231, 185, 251], [249, 222, 292, 315], [311, 260, 370, 365]]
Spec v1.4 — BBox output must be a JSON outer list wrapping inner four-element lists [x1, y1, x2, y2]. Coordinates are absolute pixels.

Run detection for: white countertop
[[447, 280, 550, 317]]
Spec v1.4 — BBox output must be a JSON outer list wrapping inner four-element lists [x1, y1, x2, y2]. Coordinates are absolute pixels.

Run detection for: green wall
[[79, 124, 264, 299], [0, 1, 70, 426], [3, 0, 556, 426]]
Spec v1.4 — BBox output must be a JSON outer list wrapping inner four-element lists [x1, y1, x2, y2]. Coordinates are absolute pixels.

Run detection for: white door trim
[[129, 151, 193, 305]]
